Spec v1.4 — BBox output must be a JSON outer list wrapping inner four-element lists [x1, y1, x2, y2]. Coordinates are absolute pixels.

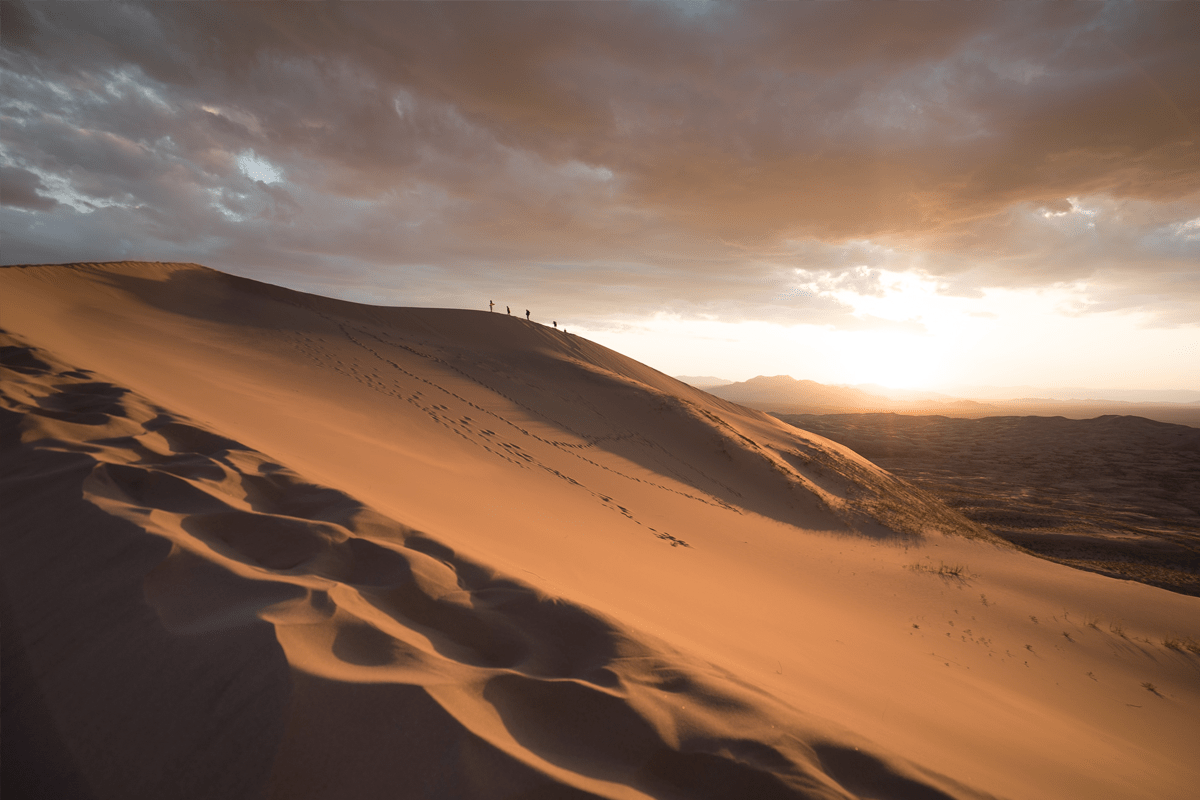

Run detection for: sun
[[837, 330, 943, 389], [815, 270, 973, 389]]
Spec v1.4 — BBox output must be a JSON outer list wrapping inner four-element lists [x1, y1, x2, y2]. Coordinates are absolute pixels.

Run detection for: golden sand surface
[[3, 262, 1198, 799]]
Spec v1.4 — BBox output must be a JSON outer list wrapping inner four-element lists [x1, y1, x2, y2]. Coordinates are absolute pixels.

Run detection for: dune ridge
[[2, 332, 983, 799], [0, 262, 986, 545], [3, 262, 1199, 800]]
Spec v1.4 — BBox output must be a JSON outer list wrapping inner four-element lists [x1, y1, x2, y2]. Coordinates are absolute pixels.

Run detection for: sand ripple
[[2, 332, 990, 799]]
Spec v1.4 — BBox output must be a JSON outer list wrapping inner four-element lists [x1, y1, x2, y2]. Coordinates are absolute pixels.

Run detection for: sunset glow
[[4, 5, 1200, 796], [2, 1, 1197, 394]]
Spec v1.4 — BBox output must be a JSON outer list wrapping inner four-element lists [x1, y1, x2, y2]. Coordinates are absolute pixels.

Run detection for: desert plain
[[3, 261, 1199, 800]]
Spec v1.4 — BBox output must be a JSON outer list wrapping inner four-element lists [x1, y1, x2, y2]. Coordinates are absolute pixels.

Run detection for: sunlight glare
[[572, 275, 1196, 392], [837, 331, 943, 389]]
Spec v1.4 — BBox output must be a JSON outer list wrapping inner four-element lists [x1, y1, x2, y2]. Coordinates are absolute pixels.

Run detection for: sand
[[779, 413, 1200, 596], [2, 261, 1198, 800]]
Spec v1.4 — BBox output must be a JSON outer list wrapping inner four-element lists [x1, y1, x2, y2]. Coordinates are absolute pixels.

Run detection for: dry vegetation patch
[[907, 561, 971, 580], [1162, 635, 1200, 656]]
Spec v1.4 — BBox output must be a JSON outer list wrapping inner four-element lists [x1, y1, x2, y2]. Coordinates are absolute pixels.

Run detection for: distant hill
[[706, 375, 1200, 426], [939, 384, 1200, 404], [850, 383, 962, 403], [674, 374, 734, 389], [708, 375, 896, 410]]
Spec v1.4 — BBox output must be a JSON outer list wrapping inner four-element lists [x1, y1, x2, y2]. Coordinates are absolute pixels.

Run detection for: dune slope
[[3, 262, 1199, 800], [3, 332, 981, 800]]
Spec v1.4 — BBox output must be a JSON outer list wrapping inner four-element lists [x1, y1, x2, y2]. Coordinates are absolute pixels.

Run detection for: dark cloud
[[2, 1, 1197, 327], [0, 164, 59, 211]]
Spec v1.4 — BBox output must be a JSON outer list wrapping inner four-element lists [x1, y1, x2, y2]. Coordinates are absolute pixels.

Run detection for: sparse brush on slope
[[907, 561, 970, 579]]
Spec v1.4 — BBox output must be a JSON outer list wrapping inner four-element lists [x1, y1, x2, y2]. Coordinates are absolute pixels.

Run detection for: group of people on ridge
[[489, 300, 564, 333]]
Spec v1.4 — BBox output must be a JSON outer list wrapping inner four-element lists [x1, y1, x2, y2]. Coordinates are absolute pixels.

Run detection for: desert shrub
[[908, 561, 968, 579]]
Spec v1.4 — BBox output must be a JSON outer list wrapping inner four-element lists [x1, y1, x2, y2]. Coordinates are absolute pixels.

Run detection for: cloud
[[2, 1, 1197, 327], [0, 164, 59, 211]]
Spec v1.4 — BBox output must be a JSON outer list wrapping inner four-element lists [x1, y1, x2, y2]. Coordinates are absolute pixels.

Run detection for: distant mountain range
[[675, 374, 1200, 426], [672, 375, 734, 389], [694, 375, 985, 412], [936, 385, 1200, 404], [677, 375, 1200, 405]]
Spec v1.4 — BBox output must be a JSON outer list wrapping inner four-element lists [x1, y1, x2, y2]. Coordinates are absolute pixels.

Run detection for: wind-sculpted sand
[[3, 335, 980, 800], [777, 414, 1200, 597], [3, 262, 1199, 800]]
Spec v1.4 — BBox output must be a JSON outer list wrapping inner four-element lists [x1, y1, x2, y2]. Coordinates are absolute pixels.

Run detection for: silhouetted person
[[506, 306, 510, 315], [553, 321, 557, 328], [525, 309, 530, 320], [489, 300, 494, 312]]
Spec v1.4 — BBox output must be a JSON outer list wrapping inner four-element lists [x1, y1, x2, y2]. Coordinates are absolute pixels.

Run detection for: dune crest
[[4, 262, 1199, 800], [2, 332, 984, 799]]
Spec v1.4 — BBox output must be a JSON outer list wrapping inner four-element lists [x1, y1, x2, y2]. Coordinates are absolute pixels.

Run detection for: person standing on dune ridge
[[489, 300, 494, 312], [525, 309, 531, 320], [506, 306, 510, 315]]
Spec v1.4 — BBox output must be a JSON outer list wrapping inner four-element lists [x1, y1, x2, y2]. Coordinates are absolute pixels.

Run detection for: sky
[[3, 2, 1199, 395]]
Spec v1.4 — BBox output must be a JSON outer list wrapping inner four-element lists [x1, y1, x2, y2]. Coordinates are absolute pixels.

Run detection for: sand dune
[[3, 262, 1199, 800], [1, 332, 976, 800]]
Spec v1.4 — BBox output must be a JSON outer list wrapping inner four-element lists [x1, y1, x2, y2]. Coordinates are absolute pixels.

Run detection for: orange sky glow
[[2, 2, 1197, 393]]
